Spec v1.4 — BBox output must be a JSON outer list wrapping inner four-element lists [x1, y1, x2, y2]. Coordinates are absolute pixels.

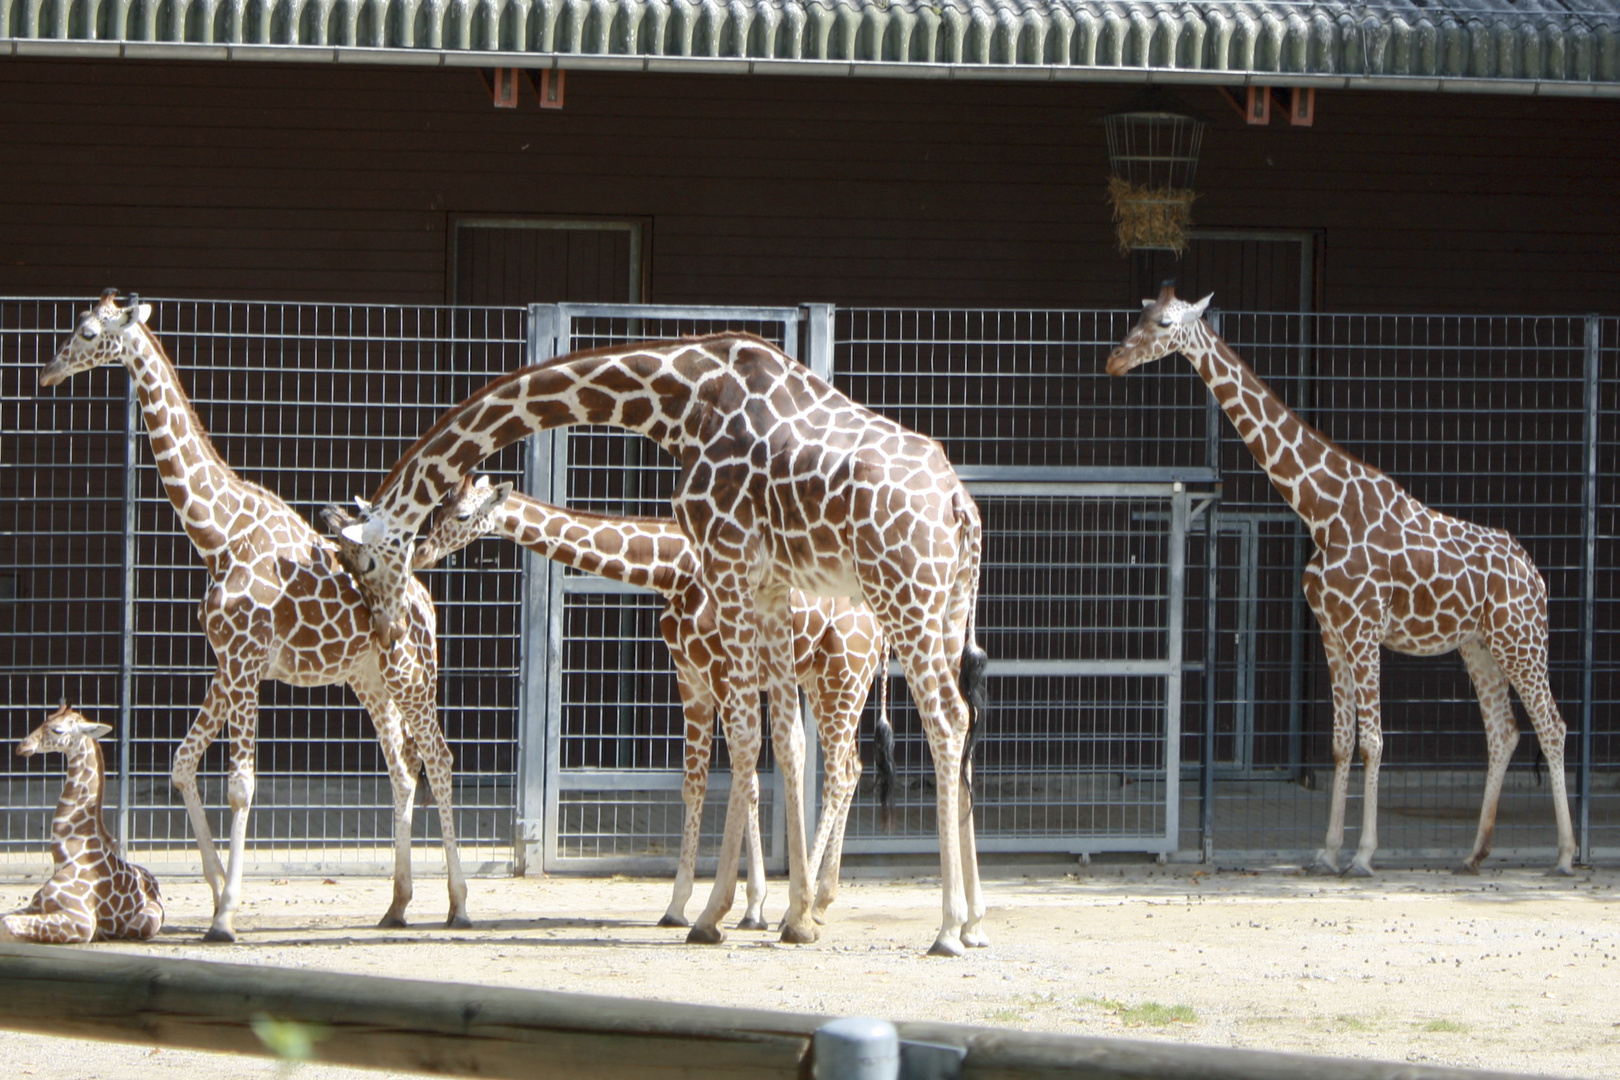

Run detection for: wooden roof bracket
[[1217, 86, 1314, 127]]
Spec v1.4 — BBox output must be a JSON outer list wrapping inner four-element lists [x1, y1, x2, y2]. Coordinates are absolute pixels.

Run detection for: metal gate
[[520, 305, 1211, 872]]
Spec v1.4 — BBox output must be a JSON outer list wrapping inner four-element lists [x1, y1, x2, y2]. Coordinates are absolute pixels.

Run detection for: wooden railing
[[0, 944, 1543, 1080]]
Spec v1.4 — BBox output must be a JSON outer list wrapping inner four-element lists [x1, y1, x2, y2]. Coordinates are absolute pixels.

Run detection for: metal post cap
[[813, 1016, 899, 1080]]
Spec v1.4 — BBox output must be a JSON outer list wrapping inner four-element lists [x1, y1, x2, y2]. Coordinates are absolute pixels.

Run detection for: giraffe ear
[[78, 722, 113, 741], [1186, 293, 1214, 321], [489, 481, 514, 506], [133, 303, 152, 325], [1141, 299, 1154, 309], [339, 522, 368, 544]]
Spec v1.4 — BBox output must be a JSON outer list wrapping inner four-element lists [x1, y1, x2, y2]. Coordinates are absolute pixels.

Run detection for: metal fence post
[[1578, 314, 1601, 867], [814, 1018, 898, 1080], [1201, 492, 1220, 863], [117, 369, 140, 846], [515, 305, 560, 875]]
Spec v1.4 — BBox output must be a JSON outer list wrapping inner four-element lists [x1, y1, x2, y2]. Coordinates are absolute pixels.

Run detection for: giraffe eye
[[79, 326, 95, 339], [1158, 317, 1175, 328]]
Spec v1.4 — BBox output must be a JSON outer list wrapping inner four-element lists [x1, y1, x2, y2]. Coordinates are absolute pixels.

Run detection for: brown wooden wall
[[0, 57, 1616, 314]]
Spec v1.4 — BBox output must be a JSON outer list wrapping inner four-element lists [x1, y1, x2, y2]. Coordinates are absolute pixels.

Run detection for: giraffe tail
[[958, 616, 990, 770], [872, 646, 897, 832]]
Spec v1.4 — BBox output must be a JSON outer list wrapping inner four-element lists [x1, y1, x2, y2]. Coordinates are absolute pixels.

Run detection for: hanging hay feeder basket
[[1102, 89, 1209, 256]]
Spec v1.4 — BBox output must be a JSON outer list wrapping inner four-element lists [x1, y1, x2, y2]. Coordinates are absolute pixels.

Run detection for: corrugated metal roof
[[6, 0, 1620, 93]]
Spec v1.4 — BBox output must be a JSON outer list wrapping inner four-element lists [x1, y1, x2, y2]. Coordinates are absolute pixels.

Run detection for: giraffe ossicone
[[1, 701, 164, 944], [1108, 282, 1576, 878], [41, 291, 473, 942], [341, 331, 988, 955], [414, 473, 893, 930]]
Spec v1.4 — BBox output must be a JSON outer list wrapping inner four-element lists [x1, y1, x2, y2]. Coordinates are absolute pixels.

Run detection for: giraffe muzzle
[[1105, 346, 1142, 377], [39, 359, 72, 388]]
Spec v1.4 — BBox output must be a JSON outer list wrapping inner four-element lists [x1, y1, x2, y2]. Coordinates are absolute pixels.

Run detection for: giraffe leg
[[686, 706, 760, 945], [392, 675, 471, 929], [662, 680, 714, 929], [760, 618, 815, 945], [737, 795, 769, 931], [1312, 630, 1359, 875], [805, 685, 859, 925], [170, 675, 233, 909], [352, 670, 420, 927], [1343, 638, 1384, 878], [2, 893, 97, 945], [1457, 637, 1520, 875], [893, 641, 971, 958], [1493, 634, 1575, 876], [209, 701, 261, 943], [958, 752, 988, 948]]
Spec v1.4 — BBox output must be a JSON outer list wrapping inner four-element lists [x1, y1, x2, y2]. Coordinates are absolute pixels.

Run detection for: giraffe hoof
[[377, 913, 409, 929], [201, 926, 237, 944], [657, 913, 691, 928], [1453, 862, 1482, 876], [927, 935, 966, 958], [1545, 865, 1576, 878], [779, 922, 818, 945], [1340, 863, 1374, 879], [735, 916, 769, 931], [963, 930, 991, 949], [1308, 858, 1340, 876], [685, 924, 726, 945], [444, 913, 473, 930]]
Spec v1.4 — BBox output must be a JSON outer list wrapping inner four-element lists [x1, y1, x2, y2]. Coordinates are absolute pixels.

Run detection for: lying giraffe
[[41, 291, 470, 941], [1, 702, 164, 944], [1108, 284, 1574, 876], [414, 475, 892, 929], [337, 333, 988, 955]]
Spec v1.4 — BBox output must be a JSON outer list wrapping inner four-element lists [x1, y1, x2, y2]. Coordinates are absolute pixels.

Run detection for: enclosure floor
[[2, 864, 1617, 1079]]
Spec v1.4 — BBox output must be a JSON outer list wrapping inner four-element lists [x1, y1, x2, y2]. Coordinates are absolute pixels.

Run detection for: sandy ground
[[2, 860, 1617, 1079]]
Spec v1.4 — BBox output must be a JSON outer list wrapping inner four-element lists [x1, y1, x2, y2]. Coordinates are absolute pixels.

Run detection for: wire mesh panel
[[831, 309, 1211, 856], [536, 305, 803, 872], [0, 297, 527, 874], [1202, 312, 1603, 865]]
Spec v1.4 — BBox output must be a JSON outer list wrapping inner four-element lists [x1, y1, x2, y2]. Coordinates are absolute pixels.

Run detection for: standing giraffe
[[40, 291, 472, 941], [337, 332, 989, 955], [1, 702, 164, 944], [414, 474, 892, 930], [1108, 283, 1575, 877]]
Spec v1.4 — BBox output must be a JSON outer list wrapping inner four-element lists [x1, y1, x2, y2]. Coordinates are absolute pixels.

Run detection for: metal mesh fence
[[1, 298, 526, 872], [1197, 312, 1611, 865], [2, 297, 1614, 876]]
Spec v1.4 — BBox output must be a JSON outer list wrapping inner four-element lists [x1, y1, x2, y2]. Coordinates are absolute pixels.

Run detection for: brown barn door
[[452, 219, 644, 305]]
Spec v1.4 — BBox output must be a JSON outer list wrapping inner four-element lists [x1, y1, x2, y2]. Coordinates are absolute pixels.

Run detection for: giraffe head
[[412, 475, 514, 570], [16, 701, 113, 758], [1105, 282, 1214, 376], [313, 489, 418, 645], [40, 290, 153, 388]]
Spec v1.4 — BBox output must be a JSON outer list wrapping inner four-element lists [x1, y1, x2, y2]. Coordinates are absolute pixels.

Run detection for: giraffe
[[39, 290, 472, 942], [1107, 283, 1575, 877], [0, 702, 164, 944], [413, 474, 893, 929], [335, 332, 989, 955]]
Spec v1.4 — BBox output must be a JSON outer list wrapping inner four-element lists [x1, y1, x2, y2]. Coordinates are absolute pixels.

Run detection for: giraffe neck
[[1179, 323, 1367, 530], [126, 325, 241, 572], [52, 739, 111, 849], [371, 334, 736, 534], [494, 494, 698, 599]]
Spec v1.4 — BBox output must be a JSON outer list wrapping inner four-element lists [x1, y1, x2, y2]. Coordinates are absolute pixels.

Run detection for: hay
[[1107, 175, 1199, 255]]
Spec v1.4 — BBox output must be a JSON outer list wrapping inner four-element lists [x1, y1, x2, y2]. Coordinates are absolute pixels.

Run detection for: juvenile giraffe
[[414, 474, 893, 929], [0, 702, 164, 944], [40, 291, 471, 941], [338, 332, 989, 955], [1108, 284, 1575, 876]]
